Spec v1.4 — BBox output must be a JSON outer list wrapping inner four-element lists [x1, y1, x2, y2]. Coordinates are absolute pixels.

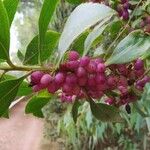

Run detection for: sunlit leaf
[[58, 3, 115, 63], [106, 31, 150, 65], [84, 17, 112, 55]]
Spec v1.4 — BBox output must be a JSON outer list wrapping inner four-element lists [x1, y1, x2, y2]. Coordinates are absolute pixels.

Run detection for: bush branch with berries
[[0, 0, 150, 122]]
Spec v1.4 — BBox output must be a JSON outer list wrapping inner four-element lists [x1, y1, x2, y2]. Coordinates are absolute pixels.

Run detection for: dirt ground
[[0, 100, 43, 150]]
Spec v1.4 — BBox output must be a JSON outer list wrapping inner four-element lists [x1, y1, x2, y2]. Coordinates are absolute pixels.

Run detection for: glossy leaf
[[3, 0, 19, 25], [106, 31, 150, 65], [0, 0, 10, 60], [24, 31, 60, 65], [17, 81, 32, 96], [89, 98, 123, 122], [1, 74, 32, 97], [0, 78, 23, 117], [39, 0, 59, 62], [84, 17, 112, 56], [25, 96, 50, 118], [58, 3, 115, 63], [72, 100, 81, 123]]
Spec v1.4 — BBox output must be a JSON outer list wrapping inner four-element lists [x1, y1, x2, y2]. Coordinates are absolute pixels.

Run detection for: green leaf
[[24, 30, 60, 65], [71, 31, 89, 55], [84, 17, 112, 56], [3, 0, 19, 25], [17, 81, 32, 96], [0, 0, 10, 60], [25, 96, 50, 118], [17, 50, 24, 62], [39, 0, 59, 62], [0, 78, 23, 117], [66, 0, 83, 4], [1, 74, 32, 96], [2, 109, 9, 118], [72, 100, 81, 123], [133, 102, 149, 117], [106, 31, 150, 65], [89, 99, 123, 122], [58, 3, 115, 63]]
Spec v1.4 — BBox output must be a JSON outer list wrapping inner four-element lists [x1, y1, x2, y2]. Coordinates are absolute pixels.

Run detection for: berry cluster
[[140, 15, 150, 33], [30, 51, 107, 102], [30, 51, 150, 107], [116, 0, 130, 20], [105, 59, 150, 106], [89, 0, 130, 20]]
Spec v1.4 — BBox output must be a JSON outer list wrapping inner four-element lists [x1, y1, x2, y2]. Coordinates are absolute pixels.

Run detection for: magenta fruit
[[68, 51, 79, 61], [31, 71, 44, 85], [40, 74, 53, 86], [80, 56, 90, 67]]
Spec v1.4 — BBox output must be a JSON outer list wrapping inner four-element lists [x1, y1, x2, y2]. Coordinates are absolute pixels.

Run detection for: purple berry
[[118, 86, 128, 95], [140, 20, 145, 28], [134, 59, 144, 70], [117, 64, 128, 76], [107, 76, 117, 89], [47, 81, 58, 94], [72, 85, 80, 95], [87, 61, 97, 73], [122, 10, 129, 20], [32, 84, 43, 92], [66, 60, 79, 70], [97, 83, 108, 91], [88, 74, 96, 86], [123, 2, 129, 9], [105, 98, 114, 105], [80, 56, 90, 67], [62, 83, 72, 93], [68, 51, 79, 61], [55, 72, 65, 84], [66, 74, 77, 85], [78, 77, 87, 86], [40, 74, 53, 86], [146, 16, 150, 24], [135, 69, 145, 77], [95, 74, 106, 84], [94, 58, 104, 64], [76, 67, 86, 77], [136, 80, 145, 88], [143, 76, 150, 83], [31, 71, 44, 85], [118, 76, 128, 87], [96, 63, 105, 73], [117, 5, 123, 17], [60, 93, 73, 103]]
